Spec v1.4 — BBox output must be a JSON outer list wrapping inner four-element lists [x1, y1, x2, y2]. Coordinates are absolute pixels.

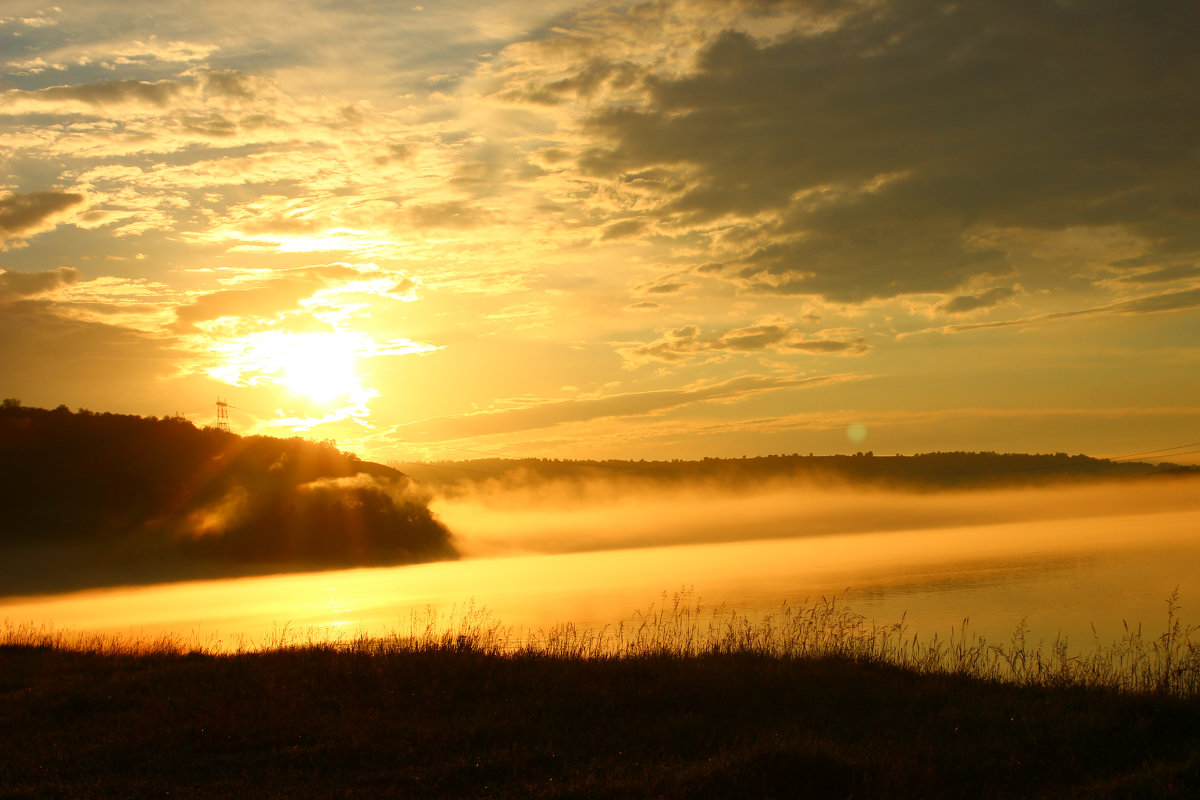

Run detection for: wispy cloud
[[939, 287, 1018, 315], [171, 263, 421, 332], [918, 287, 1200, 336], [619, 322, 868, 366], [390, 373, 860, 441]]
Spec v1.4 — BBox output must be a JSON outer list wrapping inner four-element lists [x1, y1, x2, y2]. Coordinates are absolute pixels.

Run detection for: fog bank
[[434, 476, 1200, 558]]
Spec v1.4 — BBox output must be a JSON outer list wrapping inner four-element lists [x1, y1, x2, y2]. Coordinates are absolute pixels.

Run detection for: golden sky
[[2, 0, 1198, 462]]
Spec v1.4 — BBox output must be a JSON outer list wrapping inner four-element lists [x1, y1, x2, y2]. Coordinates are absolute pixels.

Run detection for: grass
[[3, 592, 1200, 798]]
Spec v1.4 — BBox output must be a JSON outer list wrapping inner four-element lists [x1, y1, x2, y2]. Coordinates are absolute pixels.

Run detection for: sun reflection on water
[[3, 502, 1198, 654]]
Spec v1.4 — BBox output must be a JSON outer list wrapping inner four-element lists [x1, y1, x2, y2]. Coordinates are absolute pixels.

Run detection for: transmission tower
[[215, 397, 231, 432]]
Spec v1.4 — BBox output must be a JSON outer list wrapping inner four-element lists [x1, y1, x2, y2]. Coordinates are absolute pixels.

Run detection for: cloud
[[0, 267, 81, 302], [172, 263, 419, 330], [189, 186, 505, 254], [940, 287, 1018, 314], [387, 277, 418, 300], [391, 373, 856, 441], [784, 337, 868, 354], [1, 10, 59, 30], [1115, 287, 1200, 315], [0, 191, 85, 245], [638, 280, 687, 295], [375, 141, 415, 165], [22, 78, 186, 107], [0, 71, 289, 183], [1118, 264, 1200, 284], [505, 0, 1200, 302], [6, 36, 218, 74], [1, 68, 315, 243], [406, 200, 494, 230], [916, 286, 1200, 337], [2, 70, 273, 113], [172, 281, 320, 330], [600, 219, 647, 240], [620, 321, 869, 365], [0, 301, 179, 404]]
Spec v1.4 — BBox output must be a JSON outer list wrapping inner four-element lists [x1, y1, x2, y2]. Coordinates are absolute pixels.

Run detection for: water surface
[[4, 480, 1198, 652]]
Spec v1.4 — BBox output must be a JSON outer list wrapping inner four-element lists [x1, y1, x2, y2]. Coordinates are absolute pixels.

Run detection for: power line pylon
[[216, 397, 231, 432]]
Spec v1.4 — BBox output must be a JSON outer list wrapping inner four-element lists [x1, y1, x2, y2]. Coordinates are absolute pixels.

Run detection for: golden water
[[3, 480, 1198, 652]]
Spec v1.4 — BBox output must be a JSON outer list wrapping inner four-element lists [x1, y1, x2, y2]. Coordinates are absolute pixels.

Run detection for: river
[[3, 478, 1198, 653]]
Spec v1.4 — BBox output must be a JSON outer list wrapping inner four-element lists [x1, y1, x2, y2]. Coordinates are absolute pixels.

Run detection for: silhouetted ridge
[[0, 400, 456, 596], [398, 451, 1195, 495]]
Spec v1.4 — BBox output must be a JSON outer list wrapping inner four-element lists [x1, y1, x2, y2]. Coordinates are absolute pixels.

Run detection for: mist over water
[[4, 478, 1198, 653], [433, 477, 1200, 557]]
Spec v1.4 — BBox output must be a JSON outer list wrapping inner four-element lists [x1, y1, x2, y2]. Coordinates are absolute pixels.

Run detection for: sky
[[2, 0, 1198, 463]]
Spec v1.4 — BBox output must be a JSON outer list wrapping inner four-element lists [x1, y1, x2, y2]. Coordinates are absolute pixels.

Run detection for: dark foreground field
[[3, 639, 1200, 800]]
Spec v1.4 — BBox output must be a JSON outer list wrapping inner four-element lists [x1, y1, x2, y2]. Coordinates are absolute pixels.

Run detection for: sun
[[207, 330, 379, 409], [277, 333, 362, 404]]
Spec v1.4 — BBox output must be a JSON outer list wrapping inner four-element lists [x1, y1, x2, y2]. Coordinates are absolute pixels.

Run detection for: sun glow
[[278, 333, 362, 403], [208, 331, 369, 406]]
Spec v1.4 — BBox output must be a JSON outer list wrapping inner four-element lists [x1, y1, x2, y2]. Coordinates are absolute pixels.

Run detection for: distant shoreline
[[396, 451, 1198, 495]]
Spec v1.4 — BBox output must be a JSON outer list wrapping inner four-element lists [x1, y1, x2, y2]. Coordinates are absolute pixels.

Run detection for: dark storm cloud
[[940, 286, 1018, 314], [0, 191, 85, 243], [566, 0, 1200, 301]]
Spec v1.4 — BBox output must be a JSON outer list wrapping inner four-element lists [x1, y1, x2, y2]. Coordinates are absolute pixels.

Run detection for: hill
[[0, 400, 456, 596], [395, 450, 1196, 496]]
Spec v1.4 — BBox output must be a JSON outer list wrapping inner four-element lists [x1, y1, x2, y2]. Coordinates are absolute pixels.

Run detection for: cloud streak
[[940, 287, 1018, 315], [392, 373, 860, 441], [620, 322, 868, 366], [925, 287, 1200, 336]]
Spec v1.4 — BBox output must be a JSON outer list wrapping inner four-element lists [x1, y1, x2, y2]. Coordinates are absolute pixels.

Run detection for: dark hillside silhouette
[[398, 451, 1196, 496], [0, 400, 456, 596]]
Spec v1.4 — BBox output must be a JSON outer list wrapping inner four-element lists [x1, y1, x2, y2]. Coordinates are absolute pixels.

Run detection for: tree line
[[0, 400, 456, 596]]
